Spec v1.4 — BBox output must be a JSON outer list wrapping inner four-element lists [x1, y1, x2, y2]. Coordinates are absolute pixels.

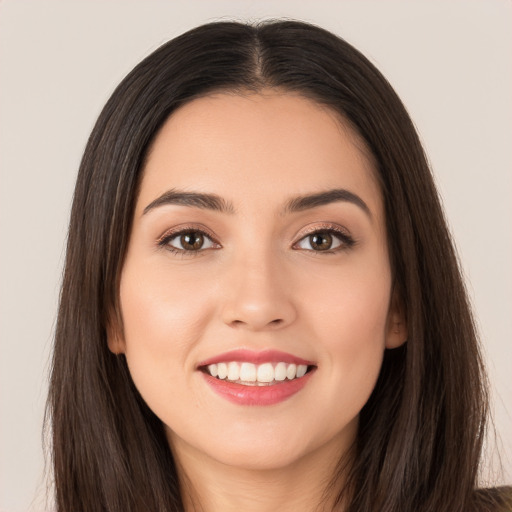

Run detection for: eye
[[294, 228, 354, 252], [158, 229, 219, 253]]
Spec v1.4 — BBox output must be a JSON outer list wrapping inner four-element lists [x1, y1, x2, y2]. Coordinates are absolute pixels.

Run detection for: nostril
[[229, 318, 284, 328]]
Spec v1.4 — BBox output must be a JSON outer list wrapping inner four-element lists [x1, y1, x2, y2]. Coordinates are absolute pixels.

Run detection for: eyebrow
[[143, 189, 235, 215], [143, 187, 371, 218], [283, 188, 372, 218]]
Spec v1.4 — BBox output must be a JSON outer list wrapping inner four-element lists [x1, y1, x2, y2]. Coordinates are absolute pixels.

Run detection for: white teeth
[[286, 363, 297, 380], [297, 364, 307, 378], [217, 362, 228, 380], [274, 362, 287, 381], [205, 361, 311, 384], [239, 362, 256, 382], [227, 362, 240, 381], [257, 363, 274, 383], [208, 363, 218, 377]]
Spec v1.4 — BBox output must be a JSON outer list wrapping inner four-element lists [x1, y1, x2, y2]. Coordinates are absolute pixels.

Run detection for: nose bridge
[[221, 244, 296, 330]]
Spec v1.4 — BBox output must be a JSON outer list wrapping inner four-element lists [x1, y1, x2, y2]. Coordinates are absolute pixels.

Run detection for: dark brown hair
[[47, 20, 511, 511]]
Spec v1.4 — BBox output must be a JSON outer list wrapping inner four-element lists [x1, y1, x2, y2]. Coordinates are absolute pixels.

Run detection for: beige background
[[0, 1, 510, 510]]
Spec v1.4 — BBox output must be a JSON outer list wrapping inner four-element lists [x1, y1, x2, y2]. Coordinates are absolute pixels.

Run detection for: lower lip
[[201, 371, 314, 406]]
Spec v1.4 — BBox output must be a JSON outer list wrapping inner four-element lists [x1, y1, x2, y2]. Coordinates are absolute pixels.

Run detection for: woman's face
[[111, 91, 406, 472]]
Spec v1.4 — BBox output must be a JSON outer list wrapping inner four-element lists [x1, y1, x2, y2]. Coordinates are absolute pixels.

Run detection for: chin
[[165, 413, 358, 473]]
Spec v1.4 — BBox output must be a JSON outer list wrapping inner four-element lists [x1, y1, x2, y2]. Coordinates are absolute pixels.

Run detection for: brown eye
[[161, 229, 217, 253], [180, 232, 204, 250], [294, 228, 354, 253], [309, 232, 333, 251]]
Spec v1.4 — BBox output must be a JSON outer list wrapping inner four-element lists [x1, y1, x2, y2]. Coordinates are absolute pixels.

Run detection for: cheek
[[304, 253, 391, 342], [117, 259, 225, 437], [118, 260, 216, 392], [301, 257, 391, 401]]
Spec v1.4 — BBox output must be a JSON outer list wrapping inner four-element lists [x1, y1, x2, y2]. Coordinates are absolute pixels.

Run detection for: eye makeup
[[156, 224, 221, 255], [155, 219, 356, 258], [292, 222, 356, 254]]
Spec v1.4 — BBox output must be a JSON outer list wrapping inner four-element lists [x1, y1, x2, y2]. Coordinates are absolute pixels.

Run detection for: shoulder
[[472, 486, 512, 511]]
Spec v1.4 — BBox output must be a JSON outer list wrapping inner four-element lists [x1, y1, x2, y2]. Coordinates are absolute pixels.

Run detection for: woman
[[47, 20, 511, 511]]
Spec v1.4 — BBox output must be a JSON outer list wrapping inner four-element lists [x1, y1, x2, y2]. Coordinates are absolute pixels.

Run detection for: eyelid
[[292, 222, 355, 250], [156, 223, 220, 248], [155, 222, 354, 253], [294, 222, 351, 240]]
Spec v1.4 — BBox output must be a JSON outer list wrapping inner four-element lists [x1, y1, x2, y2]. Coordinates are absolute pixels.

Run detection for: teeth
[[274, 362, 287, 381], [286, 363, 297, 380], [297, 364, 307, 378], [227, 362, 240, 381], [208, 363, 218, 377], [239, 362, 256, 382], [217, 362, 228, 380], [257, 363, 274, 383], [205, 361, 310, 384]]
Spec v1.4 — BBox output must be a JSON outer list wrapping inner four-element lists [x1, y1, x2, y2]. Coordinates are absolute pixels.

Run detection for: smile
[[198, 350, 316, 405], [204, 361, 309, 386]]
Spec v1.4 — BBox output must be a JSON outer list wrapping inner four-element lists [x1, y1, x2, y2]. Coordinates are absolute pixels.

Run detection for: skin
[[110, 91, 407, 512]]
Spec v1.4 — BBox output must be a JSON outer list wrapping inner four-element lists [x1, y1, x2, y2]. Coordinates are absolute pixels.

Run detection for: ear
[[106, 311, 126, 355], [385, 288, 408, 349]]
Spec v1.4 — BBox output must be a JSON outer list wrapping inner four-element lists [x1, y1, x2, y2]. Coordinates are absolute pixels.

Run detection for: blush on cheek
[[121, 269, 211, 348]]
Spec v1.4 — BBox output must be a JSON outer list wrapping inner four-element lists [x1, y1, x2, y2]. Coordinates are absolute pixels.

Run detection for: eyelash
[[292, 225, 356, 254], [156, 225, 220, 257], [156, 224, 356, 256]]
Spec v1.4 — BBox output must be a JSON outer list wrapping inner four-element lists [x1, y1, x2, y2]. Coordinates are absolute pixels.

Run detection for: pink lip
[[197, 349, 315, 368], [201, 370, 315, 406], [197, 350, 316, 406]]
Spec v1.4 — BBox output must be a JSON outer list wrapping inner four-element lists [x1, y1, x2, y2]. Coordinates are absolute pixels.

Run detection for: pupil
[[311, 233, 332, 251], [181, 232, 203, 250]]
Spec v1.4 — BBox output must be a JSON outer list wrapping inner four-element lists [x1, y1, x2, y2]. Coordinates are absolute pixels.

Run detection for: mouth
[[197, 350, 317, 405], [200, 361, 313, 386]]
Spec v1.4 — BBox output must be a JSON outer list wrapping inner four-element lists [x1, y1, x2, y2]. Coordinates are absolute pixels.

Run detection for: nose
[[220, 252, 297, 331]]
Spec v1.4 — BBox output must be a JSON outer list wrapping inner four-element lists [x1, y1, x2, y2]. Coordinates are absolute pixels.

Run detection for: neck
[[171, 435, 353, 512]]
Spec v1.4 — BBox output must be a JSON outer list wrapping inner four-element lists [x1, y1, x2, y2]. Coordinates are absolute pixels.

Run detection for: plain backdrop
[[0, 1, 510, 510]]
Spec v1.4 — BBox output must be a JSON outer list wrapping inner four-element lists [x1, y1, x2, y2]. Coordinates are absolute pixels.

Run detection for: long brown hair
[[47, 20, 511, 511]]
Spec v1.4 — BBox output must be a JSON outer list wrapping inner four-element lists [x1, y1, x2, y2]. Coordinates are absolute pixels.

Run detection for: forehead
[[139, 91, 382, 216]]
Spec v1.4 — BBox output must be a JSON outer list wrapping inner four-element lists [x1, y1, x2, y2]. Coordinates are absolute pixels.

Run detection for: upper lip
[[197, 349, 315, 368]]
